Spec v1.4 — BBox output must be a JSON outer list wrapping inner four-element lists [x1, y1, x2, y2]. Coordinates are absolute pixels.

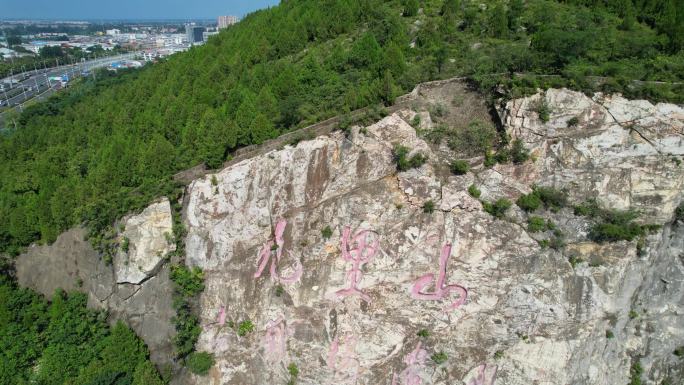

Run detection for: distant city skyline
[[3, 0, 279, 20]]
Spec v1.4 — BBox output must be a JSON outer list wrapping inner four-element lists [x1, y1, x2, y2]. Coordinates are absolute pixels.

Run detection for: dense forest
[[0, 273, 165, 384], [0, 0, 682, 256]]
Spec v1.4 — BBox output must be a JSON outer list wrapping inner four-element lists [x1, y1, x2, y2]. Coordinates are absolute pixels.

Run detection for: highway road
[[0, 53, 138, 109]]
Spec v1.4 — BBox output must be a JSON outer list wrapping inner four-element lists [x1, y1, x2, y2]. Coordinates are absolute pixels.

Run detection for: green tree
[[235, 98, 258, 146], [508, 0, 524, 31], [256, 86, 280, 123], [6, 35, 22, 47], [132, 361, 164, 385], [441, 0, 460, 17], [381, 70, 397, 105], [185, 351, 215, 375], [434, 44, 448, 73], [620, 0, 637, 30], [349, 32, 382, 69], [383, 42, 407, 77], [403, 0, 419, 17], [249, 113, 278, 145], [489, 4, 508, 38]]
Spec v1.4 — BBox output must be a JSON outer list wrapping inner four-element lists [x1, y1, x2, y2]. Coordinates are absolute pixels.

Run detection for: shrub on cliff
[[447, 120, 498, 156], [170, 265, 205, 297], [511, 139, 530, 164], [517, 193, 542, 212], [394, 145, 427, 171], [517, 186, 567, 212], [483, 198, 512, 219], [450, 160, 470, 175], [186, 352, 215, 376]]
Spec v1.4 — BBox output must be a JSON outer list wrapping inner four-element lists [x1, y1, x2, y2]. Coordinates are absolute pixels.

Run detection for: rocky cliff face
[[15, 82, 684, 385], [16, 198, 177, 367], [180, 86, 684, 385]]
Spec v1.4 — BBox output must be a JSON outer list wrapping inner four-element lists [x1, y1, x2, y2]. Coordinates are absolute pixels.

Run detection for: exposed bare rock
[[500, 89, 684, 224], [16, 227, 114, 301], [114, 198, 175, 284], [15, 206, 177, 368], [180, 88, 684, 385]]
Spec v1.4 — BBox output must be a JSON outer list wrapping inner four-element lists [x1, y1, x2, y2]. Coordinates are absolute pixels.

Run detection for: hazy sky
[[3, 0, 280, 20]]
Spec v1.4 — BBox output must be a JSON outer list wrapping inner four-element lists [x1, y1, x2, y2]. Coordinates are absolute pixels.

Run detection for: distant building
[[185, 24, 205, 44], [218, 15, 239, 29], [106, 29, 121, 36]]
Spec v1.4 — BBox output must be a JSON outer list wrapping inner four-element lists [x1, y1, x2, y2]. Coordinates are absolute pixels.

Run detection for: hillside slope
[[14, 78, 684, 384], [177, 82, 684, 384], [1, 0, 683, 257]]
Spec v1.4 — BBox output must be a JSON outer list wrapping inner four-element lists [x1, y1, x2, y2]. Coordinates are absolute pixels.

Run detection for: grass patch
[[450, 160, 469, 175], [511, 139, 530, 164], [574, 199, 655, 243], [483, 198, 511, 219], [517, 186, 567, 212], [468, 184, 481, 199], [527, 216, 547, 232], [675, 202, 684, 222], [237, 320, 255, 337], [568, 254, 582, 268], [423, 200, 435, 214], [186, 352, 215, 376], [447, 120, 498, 156], [629, 361, 643, 385], [674, 346, 684, 357], [517, 193, 542, 212], [431, 352, 448, 365], [535, 99, 551, 123], [574, 201, 647, 243], [394, 145, 427, 172], [321, 225, 333, 239]]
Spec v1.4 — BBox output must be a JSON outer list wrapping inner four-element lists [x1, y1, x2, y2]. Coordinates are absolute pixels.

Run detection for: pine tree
[[441, 0, 460, 17], [403, 0, 419, 17], [381, 70, 397, 105], [490, 4, 508, 38], [383, 42, 407, 77]]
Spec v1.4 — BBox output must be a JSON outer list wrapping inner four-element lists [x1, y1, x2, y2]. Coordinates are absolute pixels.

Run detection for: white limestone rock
[[179, 89, 684, 385], [114, 198, 175, 284]]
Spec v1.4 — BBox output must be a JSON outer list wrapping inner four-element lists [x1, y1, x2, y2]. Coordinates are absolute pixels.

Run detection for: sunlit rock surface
[[114, 198, 175, 284], [181, 87, 684, 385]]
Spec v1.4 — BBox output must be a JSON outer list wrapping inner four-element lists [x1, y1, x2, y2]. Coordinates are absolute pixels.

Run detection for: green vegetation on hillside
[[0, 275, 164, 385], [0, 0, 682, 258]]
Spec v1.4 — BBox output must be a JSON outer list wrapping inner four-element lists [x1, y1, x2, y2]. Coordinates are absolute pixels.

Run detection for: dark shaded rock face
[[16, 221, 176, 367]]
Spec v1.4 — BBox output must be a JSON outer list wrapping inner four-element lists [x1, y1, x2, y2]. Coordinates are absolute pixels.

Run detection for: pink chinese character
[[262, 316, 288, 364], [411, 243, 468, 311], [466, 363, 498, 385], [392, 342, 428, 385], [254, 219, 303, 284], [217, 305, 226, 326], [335, 226, 380, 303], [327, 334, 360, 382]]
